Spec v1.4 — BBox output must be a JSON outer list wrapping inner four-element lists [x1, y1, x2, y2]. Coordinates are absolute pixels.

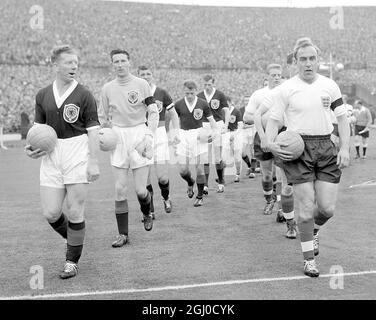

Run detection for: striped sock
[[49, 213, 68, 239], [262, 178, 273, 202], [115, 200, 128, 236], [297, 217, 314, 260], [66, 221, 85, 264], [281, 192, 294, 220], [137, 191, 152, 216]]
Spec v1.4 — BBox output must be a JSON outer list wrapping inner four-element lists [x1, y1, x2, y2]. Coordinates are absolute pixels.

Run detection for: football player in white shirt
[[244, 64, 282, 216], [266, 38, 350, 277]]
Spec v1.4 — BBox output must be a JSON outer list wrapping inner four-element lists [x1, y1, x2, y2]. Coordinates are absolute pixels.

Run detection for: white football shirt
[[269, 75, 346, 135]]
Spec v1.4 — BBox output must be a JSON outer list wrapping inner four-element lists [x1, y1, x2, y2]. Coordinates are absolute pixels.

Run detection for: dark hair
[[183, 80, 197, 90], [110, 49, 130, 61], [293, 37, 320, 60], [50, 45, 77, 63], [203, 74, 214, 83], [137, 65, 150, 73], [226, 96, 232, 103]]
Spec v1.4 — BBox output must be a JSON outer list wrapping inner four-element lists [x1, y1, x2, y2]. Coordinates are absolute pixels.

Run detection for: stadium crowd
[[1, 0, 375, 132]]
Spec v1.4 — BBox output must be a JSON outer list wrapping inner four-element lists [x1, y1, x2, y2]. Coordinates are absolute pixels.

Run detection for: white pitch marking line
[[2, 270, 376, 300]]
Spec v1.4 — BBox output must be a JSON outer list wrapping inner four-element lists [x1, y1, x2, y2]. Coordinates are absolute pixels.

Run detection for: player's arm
[[208, 115, 218, 133], [255, 102, 270, 140], [243, 94, 257, 125], [336, 113, 350, 168], [167, 104, 180, 144], [222, 107, 230, 133], [366, 108, 373, 129], [84, 92, 101, 182], [145, 96, 159, 135], [25, 93, 47, 159], [98, 86, 110, 127], [265, 91, 293, 160]]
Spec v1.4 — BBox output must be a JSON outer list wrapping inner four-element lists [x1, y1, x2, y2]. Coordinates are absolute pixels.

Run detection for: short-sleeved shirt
[[35, 80, 99, 139], [245, 86, 272, 115], [174, 96, 212, 130], [228, 106, 242, 131], [151, 84, 174, 124], [269, 75, 346, 135], [197, 88, 228, 122], [98, 74, 152, 127]]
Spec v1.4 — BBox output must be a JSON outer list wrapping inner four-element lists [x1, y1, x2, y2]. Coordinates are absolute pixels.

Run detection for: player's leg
[[112, 166, 130, 247], [260, 159, 275, 215], [293, 181, 319, 277], [274, 166, 284, 223], [354, 133, 361, 159], [61, 183, 88, 279], [179, 159, 195, 199], [278, 167, 297, 238], [133, 165, 154, 231], [155, 163, 172, 213], [312, 180, 339, 257], [361, 136, 369, 159], [40, 186, 67, 238], [193, 161, 205, 207], [146, 166, 155, 216]]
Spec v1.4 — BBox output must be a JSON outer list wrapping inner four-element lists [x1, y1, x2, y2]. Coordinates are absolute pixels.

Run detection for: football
[[26, 124, 57, 153], [99, 128, 118, 151], [274, 131, 305, 161]]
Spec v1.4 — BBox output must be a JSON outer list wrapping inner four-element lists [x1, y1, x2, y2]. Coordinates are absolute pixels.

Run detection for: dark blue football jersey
[[35, 83, 99, 139], [174, 97, 212, 130], [197, 89, 229, 122], [228, 107, 242, 131], [153, 86, 174, 123]]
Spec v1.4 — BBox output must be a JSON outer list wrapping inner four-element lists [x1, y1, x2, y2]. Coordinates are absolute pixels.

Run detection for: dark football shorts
[[254, 126, 287, 162], [281, 134, 341, 185], [355, 125, 369, 138]]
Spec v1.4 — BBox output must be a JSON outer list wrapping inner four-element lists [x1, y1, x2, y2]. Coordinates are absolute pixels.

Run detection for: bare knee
[[42, 204, 63, 223], [115, 180, 128, 200], [318, 204, 335, 218]]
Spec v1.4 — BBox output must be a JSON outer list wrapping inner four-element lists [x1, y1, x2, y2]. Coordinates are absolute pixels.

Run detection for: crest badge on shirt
[[128, 91, 139, 104], [156, 100, 163, 113], [230, 115, 236, 123], [210, 99, 220, 110], [63, 104, 80, 123], [321, 96, 331, 109], [193, 108, 203, 120]]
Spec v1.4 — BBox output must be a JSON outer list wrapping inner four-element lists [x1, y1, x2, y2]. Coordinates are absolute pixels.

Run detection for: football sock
[[297, 217, 314, 260], [242, 155, 252, 168], [181, 171, 195, 186], [196, 174, 205, 199], [138, 191, 152, 216], [49, 213, 67, 239], [262, 178, 273, 202], [158, 180, 170, 201], [204, 164, 210, 187], [355, 146, 360, 156], [215, 161, 224, 184], [66, 221, 85, 264], [146, 184, 154, 213], [115, 200, 128, 236], [363, 147, 367, 156], [250, 157, 257, 171], [281, 192, 294, 220]]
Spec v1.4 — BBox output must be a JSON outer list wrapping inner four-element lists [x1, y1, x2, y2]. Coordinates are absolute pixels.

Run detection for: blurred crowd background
[[1, 0, 375, 132]]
